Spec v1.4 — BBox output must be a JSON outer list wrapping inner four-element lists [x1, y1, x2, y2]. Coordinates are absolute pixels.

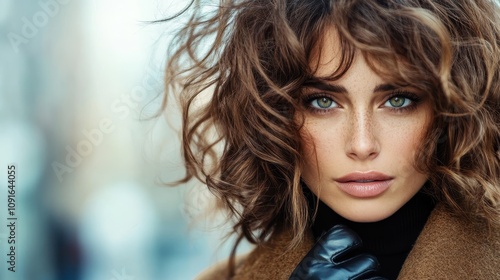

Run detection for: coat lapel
[[398, 203, 500, 279], [233, 229, 315, 279]]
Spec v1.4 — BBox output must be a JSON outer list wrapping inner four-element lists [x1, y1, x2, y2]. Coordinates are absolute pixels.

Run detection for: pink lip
[[335, 171, 394, 198]]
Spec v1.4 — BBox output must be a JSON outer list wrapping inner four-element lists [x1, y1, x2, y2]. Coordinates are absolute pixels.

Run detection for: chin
[[332, 201, 401, 223]]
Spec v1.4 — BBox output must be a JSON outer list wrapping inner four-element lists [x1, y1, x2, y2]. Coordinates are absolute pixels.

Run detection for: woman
[[160, 0, 500, 278]]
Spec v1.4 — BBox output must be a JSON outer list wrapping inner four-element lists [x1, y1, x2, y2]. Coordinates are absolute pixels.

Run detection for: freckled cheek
[[379, 117, 429, 166], [300, 121, 343, 166]]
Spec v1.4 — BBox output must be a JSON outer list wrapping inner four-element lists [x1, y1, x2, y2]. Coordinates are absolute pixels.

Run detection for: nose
[[345, 111, 380, 160]]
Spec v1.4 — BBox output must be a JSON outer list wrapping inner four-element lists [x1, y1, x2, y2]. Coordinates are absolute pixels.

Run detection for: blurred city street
[[0, 1, 249, 279]]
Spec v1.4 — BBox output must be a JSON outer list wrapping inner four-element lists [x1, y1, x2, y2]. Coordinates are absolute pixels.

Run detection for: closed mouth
[[335, 171, 393, 183]]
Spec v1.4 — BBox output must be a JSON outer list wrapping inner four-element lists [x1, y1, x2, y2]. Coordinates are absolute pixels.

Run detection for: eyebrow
[[303, 80, 401, 94], [373, 83, 399, 93], [303, 80, 347, 93]]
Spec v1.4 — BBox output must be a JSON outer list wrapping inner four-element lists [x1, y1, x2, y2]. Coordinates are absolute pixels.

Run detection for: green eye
[[311, 97, 336, 109], [386, 96, 410, 108]]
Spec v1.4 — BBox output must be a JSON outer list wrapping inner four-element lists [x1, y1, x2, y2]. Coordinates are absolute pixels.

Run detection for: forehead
[[309, 25, 407, 88], [309, 26, 343, 77]]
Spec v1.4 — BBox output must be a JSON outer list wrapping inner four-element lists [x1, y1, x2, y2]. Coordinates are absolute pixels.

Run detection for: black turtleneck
[[304, 184, 436, 280]]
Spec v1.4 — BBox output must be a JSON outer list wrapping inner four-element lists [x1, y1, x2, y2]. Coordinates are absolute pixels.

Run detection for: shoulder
[[195, 230, 315, 280], [399, 203, 500, 279]]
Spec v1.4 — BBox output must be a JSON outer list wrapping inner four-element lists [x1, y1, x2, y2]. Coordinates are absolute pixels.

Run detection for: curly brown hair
[[158, 0, 500, 271]]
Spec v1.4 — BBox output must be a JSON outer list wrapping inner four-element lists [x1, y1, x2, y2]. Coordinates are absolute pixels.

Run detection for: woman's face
[[300, 27, 433, 222]]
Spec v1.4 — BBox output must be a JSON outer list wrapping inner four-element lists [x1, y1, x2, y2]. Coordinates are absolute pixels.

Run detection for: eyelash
[[302, 91, 422, 114]]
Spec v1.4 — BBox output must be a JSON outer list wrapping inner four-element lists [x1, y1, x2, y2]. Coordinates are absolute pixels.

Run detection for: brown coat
[[196, 204, 500, 279]]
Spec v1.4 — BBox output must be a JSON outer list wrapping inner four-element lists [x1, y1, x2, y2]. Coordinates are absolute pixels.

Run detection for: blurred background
[[0, 0, 250, 279]]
